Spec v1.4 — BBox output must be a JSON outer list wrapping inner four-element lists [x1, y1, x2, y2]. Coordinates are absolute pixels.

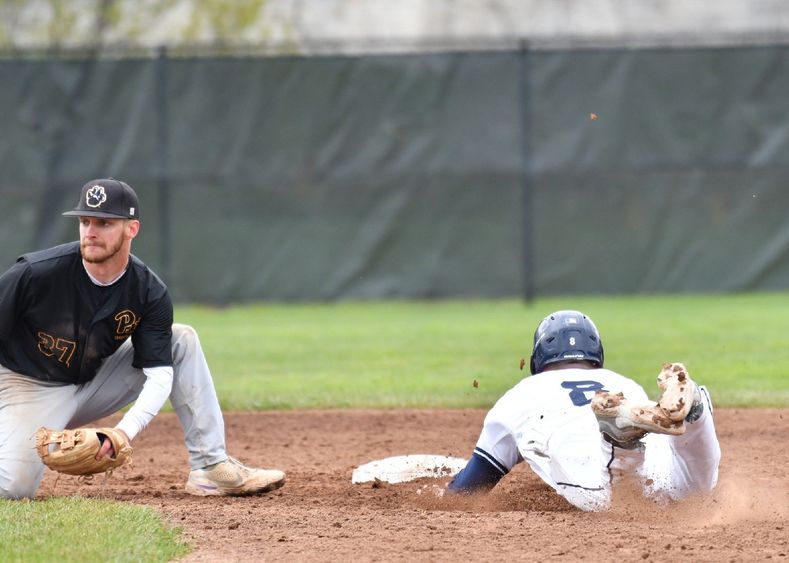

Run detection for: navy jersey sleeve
[[0, 259, 32, 341], [130, 289, 173, 369], [447, 453, 507, 494]]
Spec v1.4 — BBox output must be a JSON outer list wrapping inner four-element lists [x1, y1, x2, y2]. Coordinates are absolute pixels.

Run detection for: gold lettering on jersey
[[114, 309, 141, 339], [37, 331, 76, 367]]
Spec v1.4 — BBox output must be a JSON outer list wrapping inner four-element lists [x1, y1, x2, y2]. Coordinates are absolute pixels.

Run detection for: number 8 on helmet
[[529, 310, 604, 374]]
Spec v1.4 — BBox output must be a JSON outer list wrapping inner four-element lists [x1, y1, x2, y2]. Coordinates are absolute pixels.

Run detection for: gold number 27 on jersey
[[36, 331, 77, 367]]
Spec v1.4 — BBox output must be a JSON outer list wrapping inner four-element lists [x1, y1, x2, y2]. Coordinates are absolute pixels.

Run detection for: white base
[[352, 454, 467, 484]]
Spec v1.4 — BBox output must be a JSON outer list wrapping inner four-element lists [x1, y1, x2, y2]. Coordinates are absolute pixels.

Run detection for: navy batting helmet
[[529, 310, 604, 374]]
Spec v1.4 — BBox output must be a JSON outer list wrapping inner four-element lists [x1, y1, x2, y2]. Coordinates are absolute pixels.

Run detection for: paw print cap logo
[[62, 178, 140, 219], [86, 185, 107, 208]]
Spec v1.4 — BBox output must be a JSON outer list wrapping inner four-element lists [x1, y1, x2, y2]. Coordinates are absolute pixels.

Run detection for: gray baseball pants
[[0, 323, 227, 499]]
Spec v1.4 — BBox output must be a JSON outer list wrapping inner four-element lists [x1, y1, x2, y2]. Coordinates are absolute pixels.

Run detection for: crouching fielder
[[0, 178, 285, 499], [448, 310, 721, 511]]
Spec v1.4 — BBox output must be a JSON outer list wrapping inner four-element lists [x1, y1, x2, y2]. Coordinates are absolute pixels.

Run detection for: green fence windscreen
[[1, 46, 788, 302]]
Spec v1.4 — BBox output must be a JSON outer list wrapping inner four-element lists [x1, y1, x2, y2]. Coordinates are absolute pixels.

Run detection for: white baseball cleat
[[656, 362, 698, 422], [591, 362, 703, 447], [591, 391, 672, 448], [186, 457, 285, 496]]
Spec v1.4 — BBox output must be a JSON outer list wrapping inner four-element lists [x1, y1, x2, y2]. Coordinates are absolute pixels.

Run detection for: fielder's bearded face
[[79, 217, 136, 264]]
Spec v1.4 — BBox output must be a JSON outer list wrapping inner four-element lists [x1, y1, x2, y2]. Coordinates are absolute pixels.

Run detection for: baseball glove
[[34, 427, 133, 476]]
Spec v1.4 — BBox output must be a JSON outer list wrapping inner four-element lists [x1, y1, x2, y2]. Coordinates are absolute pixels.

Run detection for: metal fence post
[[518, 41, 535, 303], [156, 46, 172, 286]]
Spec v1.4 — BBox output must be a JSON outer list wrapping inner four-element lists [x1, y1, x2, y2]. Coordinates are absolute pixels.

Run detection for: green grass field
[[0, 497, 189, 562], [176, 293, 789, 410], [5, 293, 788, 561]]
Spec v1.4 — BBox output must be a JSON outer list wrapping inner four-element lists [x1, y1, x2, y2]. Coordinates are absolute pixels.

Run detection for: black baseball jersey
[[0, 241, 173, 384]]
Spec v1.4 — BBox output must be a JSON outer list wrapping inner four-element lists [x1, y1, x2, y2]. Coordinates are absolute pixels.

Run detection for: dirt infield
[[38, 408, 788, 562]]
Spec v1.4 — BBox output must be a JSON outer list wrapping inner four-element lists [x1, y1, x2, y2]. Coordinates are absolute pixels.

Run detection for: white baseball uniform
[[451, 367, 721, 511]]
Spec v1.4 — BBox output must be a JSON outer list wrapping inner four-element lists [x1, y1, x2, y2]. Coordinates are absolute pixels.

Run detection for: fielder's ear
[[126, 219, 141, 239]]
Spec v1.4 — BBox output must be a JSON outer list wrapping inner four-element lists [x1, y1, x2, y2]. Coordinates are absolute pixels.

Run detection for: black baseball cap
[[62, 178, 140, 220]]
